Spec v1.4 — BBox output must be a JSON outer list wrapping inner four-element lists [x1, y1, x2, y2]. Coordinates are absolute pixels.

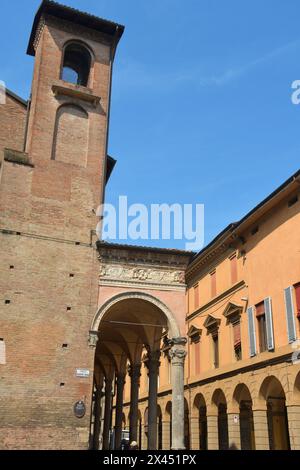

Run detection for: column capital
[[116, 373, 126, 387], [169, 338, 187, 364], [88, 330, 99, 348], [128, 363, 141, 380], [169, 348, 187, 361], [105, 378, 113, 392], [168, 336, 187, 348], [145, 350, 161, 373]]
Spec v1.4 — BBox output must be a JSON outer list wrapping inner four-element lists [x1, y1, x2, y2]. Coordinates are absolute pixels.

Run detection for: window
[[61, 43, 91, 87], [194, 341, 200, 375], [188, 325, 202, 374], [194, 284, 199, 309], [256, 302, 267, 352], [233, 320, 242, 361], [204, 315, 220, 369], [210, 270, 217, 298], [230, 254, 237, 284], [212, 332, 219, 368], [223, 302, 243, 361]]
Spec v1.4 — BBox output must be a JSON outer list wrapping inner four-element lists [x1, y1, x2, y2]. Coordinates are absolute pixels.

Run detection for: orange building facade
[[0, 1, 300, 451], [115, 172, 300, 451]]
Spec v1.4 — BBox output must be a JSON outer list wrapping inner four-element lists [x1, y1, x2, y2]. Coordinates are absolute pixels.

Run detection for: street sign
[[76, 368, 90, 378]]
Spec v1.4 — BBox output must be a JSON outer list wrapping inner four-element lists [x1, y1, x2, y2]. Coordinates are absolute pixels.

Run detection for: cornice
[[186, 280, 246, 321]]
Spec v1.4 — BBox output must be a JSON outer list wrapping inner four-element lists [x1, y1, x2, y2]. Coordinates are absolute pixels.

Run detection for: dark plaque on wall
[[74, 400, 86, 418]]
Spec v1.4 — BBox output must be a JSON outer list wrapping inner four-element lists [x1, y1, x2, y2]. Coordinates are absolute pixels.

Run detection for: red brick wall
[[0, 94, 27, 155], [0, 14, 114, 449]]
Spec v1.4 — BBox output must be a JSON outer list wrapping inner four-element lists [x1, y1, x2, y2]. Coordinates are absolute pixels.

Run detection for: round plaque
[[74, 400, 86, 418]]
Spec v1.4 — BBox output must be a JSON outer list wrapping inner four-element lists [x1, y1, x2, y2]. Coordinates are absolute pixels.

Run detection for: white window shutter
[[284, 287, 297, 343], [247, 306, 257, 357], [264, 297, 275, 351]]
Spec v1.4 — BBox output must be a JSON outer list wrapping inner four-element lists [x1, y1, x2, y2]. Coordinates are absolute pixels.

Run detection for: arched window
[[61, 43, 91, 87]]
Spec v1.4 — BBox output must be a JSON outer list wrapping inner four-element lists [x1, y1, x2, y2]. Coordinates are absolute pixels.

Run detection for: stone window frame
[[204, 315, 221, 369], [223, 302, 243, 362]]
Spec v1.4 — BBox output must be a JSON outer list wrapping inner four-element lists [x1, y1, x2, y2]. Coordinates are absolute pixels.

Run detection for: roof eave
[[27, 0, 125, 56], [6, 88, 28, 107], [188, 168, 300, 273]]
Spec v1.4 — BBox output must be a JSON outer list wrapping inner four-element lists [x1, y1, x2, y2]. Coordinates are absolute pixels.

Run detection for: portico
[[89, 242, 192, 450]]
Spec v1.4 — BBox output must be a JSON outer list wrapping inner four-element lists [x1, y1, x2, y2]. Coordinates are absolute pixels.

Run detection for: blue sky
[[1, 0, 300, 250]]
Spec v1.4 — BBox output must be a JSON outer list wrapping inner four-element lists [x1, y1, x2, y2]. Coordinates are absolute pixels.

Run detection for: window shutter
[[294, 283, 300, 318], [284, 287, 297, 343], [255, 301, 265, 317], [264, 297, 274, 351], [247, 306, 257, 357], [195, 341, 200, 375], [233, 321, 241, 347]]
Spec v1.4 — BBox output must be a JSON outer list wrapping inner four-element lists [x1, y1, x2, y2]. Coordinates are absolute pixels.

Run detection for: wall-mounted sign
[[74, 400, 86, 418], [76, 368, 90, 378]]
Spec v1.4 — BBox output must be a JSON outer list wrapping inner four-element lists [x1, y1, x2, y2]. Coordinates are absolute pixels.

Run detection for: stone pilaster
[[252, 409, 269, 450], [190, 416, 200, 450], [287, 405, 300, 450], [207, 414, 218, 450], [227, 412, 241, 450], [141, 424, 148, 450], [162, 420, 171, 450]]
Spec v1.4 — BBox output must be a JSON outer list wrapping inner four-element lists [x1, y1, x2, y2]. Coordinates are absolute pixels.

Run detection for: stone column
[[146, 350, 160, 450], [129, 363, 141, 443], [102, 378, 113, 450], [206, 412, 218, 450], [114, 373, 126, 450], [227, 412, 241, 450], [93, 388, 102, 450], [88, 331, 100, 449], [162, 420, 171, 450], [190, 416, 200, 450], [252, 409, 269, 450], [287, 404, 300, 450], [169, 337, 187, 450]]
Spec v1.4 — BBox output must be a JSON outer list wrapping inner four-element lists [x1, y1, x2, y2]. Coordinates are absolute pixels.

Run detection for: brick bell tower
[[0, 1, 123, 449]]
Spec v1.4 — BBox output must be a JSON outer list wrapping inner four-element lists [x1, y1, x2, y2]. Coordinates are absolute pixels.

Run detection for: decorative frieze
[[99, 263, 185, 288]]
